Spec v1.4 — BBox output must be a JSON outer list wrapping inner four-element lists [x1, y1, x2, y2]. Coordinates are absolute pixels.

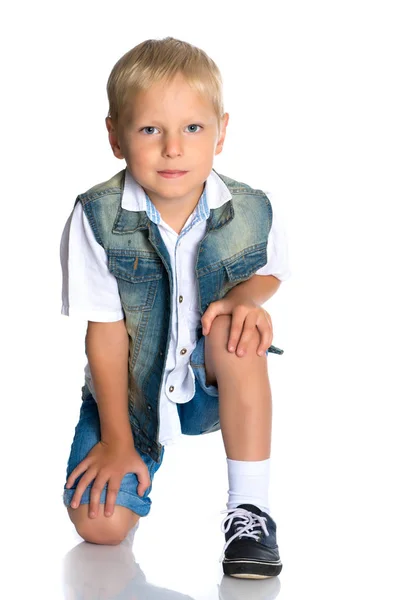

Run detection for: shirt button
[[180, 348, 187, 355], [169, 385, 174, 392], [179, 295, 183, 303], [147, 446, 151, 453], [147, 405, 152, 411]]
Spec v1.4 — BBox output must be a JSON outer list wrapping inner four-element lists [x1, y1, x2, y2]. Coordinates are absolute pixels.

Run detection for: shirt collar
[[121, 167, 232, 224]]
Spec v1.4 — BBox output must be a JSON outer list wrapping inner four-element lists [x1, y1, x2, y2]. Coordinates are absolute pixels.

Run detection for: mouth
[[157, 170, 188, 178]]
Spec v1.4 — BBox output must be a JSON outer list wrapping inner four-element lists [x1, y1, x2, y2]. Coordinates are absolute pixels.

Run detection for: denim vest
[[77, 167, 284, 463]]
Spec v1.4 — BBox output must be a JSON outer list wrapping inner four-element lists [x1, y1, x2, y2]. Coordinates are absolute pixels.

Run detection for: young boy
[[61, 36, 291, 580]]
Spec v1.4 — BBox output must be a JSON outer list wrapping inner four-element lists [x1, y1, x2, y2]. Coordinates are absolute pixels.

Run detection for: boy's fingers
[[258, 329, 272, 356], [89, 476, 108, 517], [66, 458, 90, 488], [235, 319, 257, 355], [138, 478, 150, 496], [137, 466, 151, 496], [70, 468, 96, 507], [104, 483, 120, 517], [236, 317, 268, 356], [66, 470, 78, 488], [228, 317, 245, 352], [203, 318, 212, 335]]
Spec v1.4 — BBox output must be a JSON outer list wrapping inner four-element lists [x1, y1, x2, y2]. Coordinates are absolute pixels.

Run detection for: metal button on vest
[[180, 348, 187, 355], [169, 385, 174, 392], [179, 295, 183, 303]]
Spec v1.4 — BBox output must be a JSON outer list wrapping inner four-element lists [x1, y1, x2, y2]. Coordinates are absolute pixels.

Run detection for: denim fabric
[[74, 167, 283, 464], [62, 346, 270, 516], [63, 390, 165, 517]]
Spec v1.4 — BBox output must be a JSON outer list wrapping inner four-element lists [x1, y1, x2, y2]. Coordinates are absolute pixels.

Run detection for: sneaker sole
[[223, 559, 282, 579]]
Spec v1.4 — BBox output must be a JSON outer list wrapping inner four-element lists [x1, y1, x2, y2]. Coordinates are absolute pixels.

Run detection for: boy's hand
[[65, 440, 150, 518], [201, 297, 273, 357]]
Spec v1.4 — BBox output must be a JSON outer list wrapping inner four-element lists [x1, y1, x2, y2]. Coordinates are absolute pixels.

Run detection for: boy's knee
[[67, 504, 140, 546]]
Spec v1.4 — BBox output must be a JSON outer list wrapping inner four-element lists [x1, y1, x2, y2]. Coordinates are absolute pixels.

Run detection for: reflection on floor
[[62, 520, 281, 600]]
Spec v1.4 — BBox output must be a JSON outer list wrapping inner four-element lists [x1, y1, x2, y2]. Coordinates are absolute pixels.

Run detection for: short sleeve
[[255, 201, 292, 281], [60, 201, 125, 321]]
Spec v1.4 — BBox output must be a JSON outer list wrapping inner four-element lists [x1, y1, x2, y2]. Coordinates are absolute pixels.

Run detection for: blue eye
[[141, 126, 159, 135], [140, 124, 202, 135], [186, 124, 201, 133]]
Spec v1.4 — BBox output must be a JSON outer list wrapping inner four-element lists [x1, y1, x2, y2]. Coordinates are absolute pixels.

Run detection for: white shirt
[[60, 168, 291, 445]]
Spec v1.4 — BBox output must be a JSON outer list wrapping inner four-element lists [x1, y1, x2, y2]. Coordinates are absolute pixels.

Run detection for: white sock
[[227, 457, 271, 516]]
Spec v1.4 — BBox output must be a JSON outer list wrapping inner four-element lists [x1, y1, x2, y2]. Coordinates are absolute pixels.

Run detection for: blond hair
[[106, 37, 224, 133]]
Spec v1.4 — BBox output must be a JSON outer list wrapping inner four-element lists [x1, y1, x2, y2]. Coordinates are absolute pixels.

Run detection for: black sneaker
[[220, 504, 283, 579]]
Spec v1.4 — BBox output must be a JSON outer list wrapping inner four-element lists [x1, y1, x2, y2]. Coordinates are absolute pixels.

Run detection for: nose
[[162, 133, 183, 158]]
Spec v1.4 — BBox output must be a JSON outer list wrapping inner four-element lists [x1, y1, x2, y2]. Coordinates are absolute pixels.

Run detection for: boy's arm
[[224, 274, 281, 307], [85, 319, 134, 446]]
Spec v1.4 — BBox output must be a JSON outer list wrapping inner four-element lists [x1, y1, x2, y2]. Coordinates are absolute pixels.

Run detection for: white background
[[1, 1, 400, 598]]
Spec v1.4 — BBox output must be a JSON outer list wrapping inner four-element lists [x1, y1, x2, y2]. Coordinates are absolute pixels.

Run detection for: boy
[[61, 36, 291, 580]]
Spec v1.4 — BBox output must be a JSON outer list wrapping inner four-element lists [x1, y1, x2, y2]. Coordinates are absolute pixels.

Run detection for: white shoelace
[[219, 507, 270, 562]]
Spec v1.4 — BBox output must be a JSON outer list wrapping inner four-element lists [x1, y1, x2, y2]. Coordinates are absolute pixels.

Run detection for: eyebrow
[[133, 115, 213, 125]]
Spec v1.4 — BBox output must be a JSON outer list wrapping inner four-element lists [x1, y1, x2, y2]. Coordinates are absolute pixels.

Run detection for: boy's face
[[106, 72, 229, 213]]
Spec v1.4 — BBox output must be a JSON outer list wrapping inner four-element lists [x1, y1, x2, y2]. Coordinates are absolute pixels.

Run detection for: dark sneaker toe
[[224, 538, 281, 564], [223, 548, 282, 579]]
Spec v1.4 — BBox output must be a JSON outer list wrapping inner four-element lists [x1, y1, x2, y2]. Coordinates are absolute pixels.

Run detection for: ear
[[215, 112, 229, 156], [105, 116, 125, 160]]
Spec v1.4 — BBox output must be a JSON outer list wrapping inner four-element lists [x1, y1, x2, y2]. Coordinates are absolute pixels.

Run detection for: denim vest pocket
[[216, 244, 268, 300], [108, 250, 163, 312], [224, 244, 268, 283]]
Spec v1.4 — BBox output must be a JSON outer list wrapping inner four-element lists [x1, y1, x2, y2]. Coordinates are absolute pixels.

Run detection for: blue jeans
[[63, 337, 269, 516], [62, 392, 165, 517]]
